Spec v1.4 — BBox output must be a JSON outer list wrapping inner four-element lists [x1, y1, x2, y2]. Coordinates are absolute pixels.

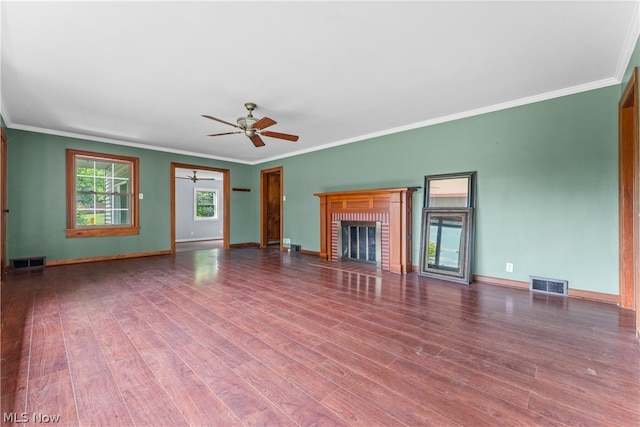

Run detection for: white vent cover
[[529, 276, 568, 296]]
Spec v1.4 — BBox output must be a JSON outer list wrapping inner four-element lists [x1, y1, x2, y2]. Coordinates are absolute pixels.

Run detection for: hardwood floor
[[175, 240, 224, 253], [2, 247, 639, 426]]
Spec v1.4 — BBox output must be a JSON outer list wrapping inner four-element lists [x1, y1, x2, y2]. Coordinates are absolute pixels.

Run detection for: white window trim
[[194, 187, 218, 221]]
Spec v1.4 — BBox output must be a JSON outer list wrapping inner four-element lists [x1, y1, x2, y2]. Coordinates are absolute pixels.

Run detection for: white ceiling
[[2, 1, 638, 165]]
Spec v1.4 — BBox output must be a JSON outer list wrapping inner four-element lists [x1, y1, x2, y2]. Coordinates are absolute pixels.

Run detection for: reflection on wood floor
[[175, 239, 224, 252], [1, 247, 639, 426]]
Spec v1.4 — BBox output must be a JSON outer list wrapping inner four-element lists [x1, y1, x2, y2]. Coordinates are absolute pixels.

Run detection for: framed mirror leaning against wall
[[419, 172, 476, 284]]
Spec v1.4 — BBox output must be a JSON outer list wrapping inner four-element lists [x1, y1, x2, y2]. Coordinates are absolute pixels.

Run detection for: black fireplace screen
[[337, 221, 382, 268]]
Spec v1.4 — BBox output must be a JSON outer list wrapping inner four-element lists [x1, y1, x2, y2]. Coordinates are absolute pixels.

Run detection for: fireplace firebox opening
[[337, 221, 382, 268]]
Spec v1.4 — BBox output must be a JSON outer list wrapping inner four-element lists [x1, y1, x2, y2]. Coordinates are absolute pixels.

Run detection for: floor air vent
[[530, 276, 567, 296], [10, 256, 46, 271]]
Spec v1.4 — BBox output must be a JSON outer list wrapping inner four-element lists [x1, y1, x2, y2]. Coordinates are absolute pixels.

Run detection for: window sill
[[66, 226, 140, 238]]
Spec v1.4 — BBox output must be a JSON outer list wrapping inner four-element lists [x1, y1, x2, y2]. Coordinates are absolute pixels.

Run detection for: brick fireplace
[[314, 187, 418, 273]]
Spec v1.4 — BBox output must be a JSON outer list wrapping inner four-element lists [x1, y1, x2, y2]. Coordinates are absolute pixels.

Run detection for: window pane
[[104, 209, 130, 225], [76, 193, 95, 209], [76, 176, 94, 192], [76, 158, 94, 171], [197, 191, 214, 204], [76, 211, 93, 226], [112, 163, 130, 179], [72, 154, 135, 227], [93, 177, 106, 193], [195, 190, 216, 219], [93, 160, 113, 172], [197, 206, 215, 217], [109, 194, 130, 209], [113, 179, 129, 192], [76, 210, 105, 225]]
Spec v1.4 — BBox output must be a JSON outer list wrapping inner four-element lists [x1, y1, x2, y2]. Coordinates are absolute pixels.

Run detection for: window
[[66, 149, 139, 237], [194, 188, 217, 220]]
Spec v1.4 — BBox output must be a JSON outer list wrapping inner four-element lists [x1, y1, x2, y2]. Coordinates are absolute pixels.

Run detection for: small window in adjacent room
[[66, 149, 140, 237], [194, 188, 217, 220]]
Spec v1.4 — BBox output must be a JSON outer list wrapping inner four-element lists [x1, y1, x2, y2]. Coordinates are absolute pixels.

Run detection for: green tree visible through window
[[195, 190, 216, 219]]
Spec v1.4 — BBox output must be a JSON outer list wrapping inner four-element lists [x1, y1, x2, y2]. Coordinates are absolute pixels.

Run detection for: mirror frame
[[420, 171, 476, 284], [424, 171, 476, 208], [418, 207, 474, 284]]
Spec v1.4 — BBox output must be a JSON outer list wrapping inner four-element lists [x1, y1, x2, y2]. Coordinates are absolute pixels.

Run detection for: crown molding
[[256, 77, 621, 165], [3, 123, 254, 165], [2, 76, 625, 167]]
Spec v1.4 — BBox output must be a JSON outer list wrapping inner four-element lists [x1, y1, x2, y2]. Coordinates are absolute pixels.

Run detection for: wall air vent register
[[529, 276, 568, 296]]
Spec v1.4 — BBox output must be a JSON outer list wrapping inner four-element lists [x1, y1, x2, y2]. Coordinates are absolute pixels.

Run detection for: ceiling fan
[[202, 102, 299, 147], [176, 170, 216, 183]]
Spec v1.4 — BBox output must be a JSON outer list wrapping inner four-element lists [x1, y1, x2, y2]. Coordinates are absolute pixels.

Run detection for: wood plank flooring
[[2, 247, 639, 426]]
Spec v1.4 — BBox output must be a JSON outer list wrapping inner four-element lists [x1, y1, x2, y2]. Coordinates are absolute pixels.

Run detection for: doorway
[[170, 163, 230, 254], [618, 66, 639, 340], [260, 166, 283, 249]]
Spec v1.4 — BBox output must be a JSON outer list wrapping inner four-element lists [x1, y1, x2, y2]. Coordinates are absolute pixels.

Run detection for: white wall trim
[[614, 0, 640, 82]]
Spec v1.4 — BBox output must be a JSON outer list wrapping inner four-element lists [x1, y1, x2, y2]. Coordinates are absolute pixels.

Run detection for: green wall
[[256, 86, 620, 295], [622, 32, 640, 88], [5, 71, 626, 295], [6, 130, 254, 262]]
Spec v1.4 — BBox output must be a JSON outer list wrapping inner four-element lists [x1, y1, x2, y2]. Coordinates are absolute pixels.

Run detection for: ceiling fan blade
[[262, 130, 299, 142], [252, 117, 277, 130], [208, 131, 243, 137], [249, 134, 266, 147], [202, 114, 240, 129]]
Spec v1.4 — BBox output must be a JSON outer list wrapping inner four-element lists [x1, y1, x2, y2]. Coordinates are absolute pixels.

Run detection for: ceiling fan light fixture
[[237, 116, 258, 129], [203, 102, 298, 147]]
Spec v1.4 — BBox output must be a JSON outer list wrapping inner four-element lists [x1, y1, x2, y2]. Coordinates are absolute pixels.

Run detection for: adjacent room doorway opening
[[618, 66, 639, 340], [170, 163, 230, 254], [260, 166, 283, 249]]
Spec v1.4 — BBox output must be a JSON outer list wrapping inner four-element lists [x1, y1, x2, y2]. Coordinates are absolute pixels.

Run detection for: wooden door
[[266, 172, 281, 244], [260, 167, 283, 248]]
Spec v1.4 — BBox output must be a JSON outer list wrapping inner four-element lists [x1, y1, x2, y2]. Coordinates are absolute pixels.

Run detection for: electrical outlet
[[506, 262, 514, 273], [283, 238, 291, 246]]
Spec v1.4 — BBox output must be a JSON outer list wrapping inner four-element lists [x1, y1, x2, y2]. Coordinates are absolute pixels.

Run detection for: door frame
[[1, 128, 7, 276], [618, 67, 639, 338], [170, 162, 230, 253], [260, 166, 283, 250]]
